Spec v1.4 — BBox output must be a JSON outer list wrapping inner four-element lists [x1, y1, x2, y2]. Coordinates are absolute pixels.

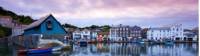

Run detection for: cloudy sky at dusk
[[0, 0, 198, 29]]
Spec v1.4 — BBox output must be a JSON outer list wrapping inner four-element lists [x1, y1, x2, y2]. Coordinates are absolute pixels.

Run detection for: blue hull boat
[[79, 39, 88, 47], [28, 52, 52, 56], [27, 48, 52, 54], [79, 41, 87, 47], [165, 41, 174, 45], [164, 40, 174, 45]]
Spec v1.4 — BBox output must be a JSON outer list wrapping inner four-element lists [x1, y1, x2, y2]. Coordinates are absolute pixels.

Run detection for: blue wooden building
[[24, 14, 67, 37], [12, 14, 68, 48]]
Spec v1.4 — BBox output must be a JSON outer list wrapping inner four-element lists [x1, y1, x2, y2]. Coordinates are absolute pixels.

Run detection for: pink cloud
[[0, 0, 198, 28]]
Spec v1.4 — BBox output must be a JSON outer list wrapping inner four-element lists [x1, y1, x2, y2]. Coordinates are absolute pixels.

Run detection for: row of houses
[[109, 24, 198, 42], [0, 14, 198, 43], [147, 24, 198, 41], [72, 29, 109, 42], [147, 24, 183, 41]]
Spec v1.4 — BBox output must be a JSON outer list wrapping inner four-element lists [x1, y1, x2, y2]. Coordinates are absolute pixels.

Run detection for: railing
[[11, 35, 40, 48], [11, 34, 67, 48]]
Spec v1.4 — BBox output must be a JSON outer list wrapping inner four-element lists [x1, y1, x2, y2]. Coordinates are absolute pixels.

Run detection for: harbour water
[[0, 42, 198, 56]]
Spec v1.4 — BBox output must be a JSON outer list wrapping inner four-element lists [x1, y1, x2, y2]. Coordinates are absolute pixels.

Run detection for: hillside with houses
[[0, 7, 77, 37], [0, 7, 34, 37]]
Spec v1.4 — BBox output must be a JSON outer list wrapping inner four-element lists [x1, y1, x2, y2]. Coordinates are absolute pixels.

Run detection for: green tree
[[0, 25, 12, 37], [0, 30, 5, 37], [101, 25, 110, 32], [62, 23, 78, 28], [86, 25, 100, 29]]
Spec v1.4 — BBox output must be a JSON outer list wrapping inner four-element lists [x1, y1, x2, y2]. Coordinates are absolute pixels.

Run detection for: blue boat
[[28, 52, 52, 56], [132, 38, 145, 44], [79, 39, 87, 47], [137, 39, 145, 44], [164, 39, 174, 45], [27, 48, 52, 54]]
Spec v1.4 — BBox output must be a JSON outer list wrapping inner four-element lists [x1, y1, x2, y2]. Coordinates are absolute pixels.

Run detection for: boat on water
[[132, 37, 145, 44], [18, 50, 52, 56], [18, 34, 73, 54], [79, 39, 88, 46], [148, 40, 162, 44], [18, 48, 52, 54], [164, 39, 174, 45], [28, 48, 52, 54]]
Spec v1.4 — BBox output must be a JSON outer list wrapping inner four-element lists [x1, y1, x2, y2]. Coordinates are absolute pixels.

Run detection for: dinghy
[[164, 39, 174, 45], [79, 39, 88, 47], [18, 48, 52, 54], [27, 48, 52, 54]]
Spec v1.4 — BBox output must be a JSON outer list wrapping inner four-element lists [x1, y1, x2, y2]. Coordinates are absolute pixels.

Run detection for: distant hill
[[62, 24, 110, 32], [62, 23, 78, 29], [0, 7, 34, 25], [82, 25, 110, 32]]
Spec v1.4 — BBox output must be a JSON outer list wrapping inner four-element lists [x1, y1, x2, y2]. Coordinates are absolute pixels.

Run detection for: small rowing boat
[[28, 48, 52, 54], [18, 48, 52, 54]]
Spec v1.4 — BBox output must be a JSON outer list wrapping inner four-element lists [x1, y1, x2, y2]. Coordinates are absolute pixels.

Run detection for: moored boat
[[18, 48, 52, 54], [28, 48, 52, 54], [164, 39, 174, 45], [79, 39, 88, 46]]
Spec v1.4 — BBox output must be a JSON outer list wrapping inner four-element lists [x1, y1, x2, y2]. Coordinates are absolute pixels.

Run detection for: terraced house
[[147, 24, 183, 41], [109, 24, 142, 41]]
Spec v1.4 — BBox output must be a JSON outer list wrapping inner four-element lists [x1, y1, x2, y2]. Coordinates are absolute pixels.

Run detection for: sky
[[0, 0, 198, 29]]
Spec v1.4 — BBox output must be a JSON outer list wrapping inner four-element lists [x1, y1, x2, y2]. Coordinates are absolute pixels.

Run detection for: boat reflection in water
[[7, 43, 198, 56]]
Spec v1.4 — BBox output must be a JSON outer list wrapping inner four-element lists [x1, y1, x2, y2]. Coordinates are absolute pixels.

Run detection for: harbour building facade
[[109, 24, 130, 41], [109, 24, 142, 41], [147, 24, 183, 41]]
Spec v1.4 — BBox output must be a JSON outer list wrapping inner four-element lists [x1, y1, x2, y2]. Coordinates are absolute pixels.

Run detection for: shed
[[23, 14, 67, 38]]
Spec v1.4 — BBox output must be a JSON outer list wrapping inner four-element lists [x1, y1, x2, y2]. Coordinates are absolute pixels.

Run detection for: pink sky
[[0, 0, 198, 28]]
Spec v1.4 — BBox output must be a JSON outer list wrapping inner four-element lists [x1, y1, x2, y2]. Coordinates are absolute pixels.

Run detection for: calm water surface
[[0, 43, 198, 56]]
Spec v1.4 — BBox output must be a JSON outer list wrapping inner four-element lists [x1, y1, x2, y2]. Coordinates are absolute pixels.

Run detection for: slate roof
[[73, 29, 81, 33], [130, 25, 142, 30], [24, 14, 51, 30], [150, 27, 170, 30]]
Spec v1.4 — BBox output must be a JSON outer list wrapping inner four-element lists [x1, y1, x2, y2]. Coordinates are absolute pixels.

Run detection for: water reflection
[[1, 43, 198, 56], [147, 43, 198, 56], [56, 43, 198, 56], [0, 44, 11, 56]]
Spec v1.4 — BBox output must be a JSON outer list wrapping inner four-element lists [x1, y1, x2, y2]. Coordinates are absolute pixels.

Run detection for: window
[[47, 21, 52, 30]]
